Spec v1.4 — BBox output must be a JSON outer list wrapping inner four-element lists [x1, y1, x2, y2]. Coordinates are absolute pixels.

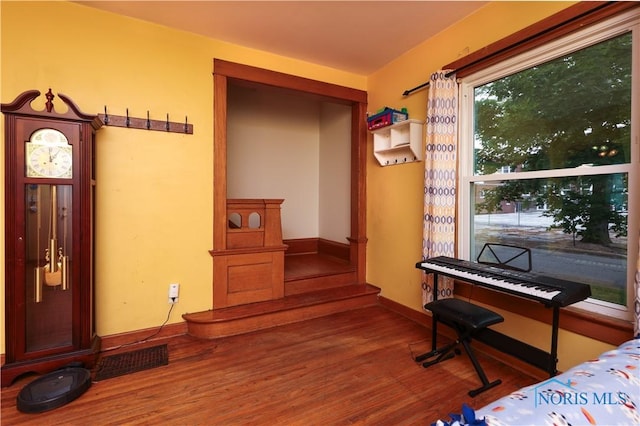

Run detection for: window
[[459, 10, 639, 320]]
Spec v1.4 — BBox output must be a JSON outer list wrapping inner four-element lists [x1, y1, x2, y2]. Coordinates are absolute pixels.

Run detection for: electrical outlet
[[168, 283, 180, 304]]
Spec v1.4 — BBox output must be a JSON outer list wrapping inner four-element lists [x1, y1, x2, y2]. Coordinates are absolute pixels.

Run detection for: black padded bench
[[419, 298, 504, 397]]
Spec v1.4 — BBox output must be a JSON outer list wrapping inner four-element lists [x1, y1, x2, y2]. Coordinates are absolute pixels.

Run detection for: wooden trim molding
[[213, 71, 228, 250], [378, 296, 431, 328], [283, 238, 320, 255], [213, 59, 367, 104], [99, 322, 187, 351], [284, 238, 351, 262], [444, 1, 639, 78], [350, 101, 368, 284], [317, 239, 351, 262]]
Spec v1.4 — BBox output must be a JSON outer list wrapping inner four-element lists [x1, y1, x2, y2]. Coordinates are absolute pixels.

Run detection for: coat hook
[[126, 108, 130, 127], [166, 113, 170, 131], [146, 111, 151, 130], [184, 116, 188, 133], [104, 106, 110, 125]]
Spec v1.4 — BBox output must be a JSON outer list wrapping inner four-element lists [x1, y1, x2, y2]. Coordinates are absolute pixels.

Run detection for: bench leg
[[415, 349, 439, 363], [419, 339, 459, 367], [415, 310, 441, 363], [415, 345, 456, 363], [422, 350, 455, 368], [461, 338, 502, 397]]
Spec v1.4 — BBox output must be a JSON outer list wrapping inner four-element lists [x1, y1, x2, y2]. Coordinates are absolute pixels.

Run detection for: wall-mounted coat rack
[[98, 107, 193, 134]]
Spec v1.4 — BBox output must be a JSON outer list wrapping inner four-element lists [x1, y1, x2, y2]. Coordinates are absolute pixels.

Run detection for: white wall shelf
[[371, 119, 423, 166]]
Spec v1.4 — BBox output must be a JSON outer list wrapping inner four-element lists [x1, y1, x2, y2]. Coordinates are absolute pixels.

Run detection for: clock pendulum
[[34, 185, 69, 302]]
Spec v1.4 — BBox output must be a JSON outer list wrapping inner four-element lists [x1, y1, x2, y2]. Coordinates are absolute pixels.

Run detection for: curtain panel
[[421, 70, 458, 307]]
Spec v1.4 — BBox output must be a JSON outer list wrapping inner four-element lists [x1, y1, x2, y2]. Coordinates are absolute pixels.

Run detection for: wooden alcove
[[183, 60, 373, 337]]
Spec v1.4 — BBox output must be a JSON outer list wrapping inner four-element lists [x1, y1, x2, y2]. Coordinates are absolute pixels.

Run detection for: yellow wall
[[365, 1, 618, 371], [366, 0, 576, 323], [1, 1, 614, 371], [0, 0, 365, 353]]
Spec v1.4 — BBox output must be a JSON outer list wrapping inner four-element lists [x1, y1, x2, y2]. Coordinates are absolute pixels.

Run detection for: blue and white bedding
[[436, 338, 640, 426]]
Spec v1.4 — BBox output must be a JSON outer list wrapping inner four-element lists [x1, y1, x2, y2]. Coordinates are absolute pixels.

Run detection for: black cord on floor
[[99, 303, 175, 354]]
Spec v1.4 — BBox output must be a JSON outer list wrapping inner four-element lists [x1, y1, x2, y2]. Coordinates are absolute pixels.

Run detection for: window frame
[[458, 9, 639, 321]]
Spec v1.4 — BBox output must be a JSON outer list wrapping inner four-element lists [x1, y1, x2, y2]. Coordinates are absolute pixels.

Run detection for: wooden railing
[[226, 199, 284, 250]]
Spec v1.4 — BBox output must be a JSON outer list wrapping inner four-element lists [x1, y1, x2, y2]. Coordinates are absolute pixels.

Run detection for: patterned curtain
[[421, 70, 458, 307], [635, 235, 640, 336]]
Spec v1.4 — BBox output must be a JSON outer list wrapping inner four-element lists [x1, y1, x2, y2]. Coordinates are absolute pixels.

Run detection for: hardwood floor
[[1, 306, 537, 425]]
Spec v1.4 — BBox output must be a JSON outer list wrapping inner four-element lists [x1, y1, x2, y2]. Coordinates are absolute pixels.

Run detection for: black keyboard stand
[[415, 260, 507, 397], [418, 298, 504, 397], [417, 265, 562, 378]]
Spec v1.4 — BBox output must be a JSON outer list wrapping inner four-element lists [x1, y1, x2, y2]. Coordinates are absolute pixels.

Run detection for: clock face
[[26, 128, 73, 178]]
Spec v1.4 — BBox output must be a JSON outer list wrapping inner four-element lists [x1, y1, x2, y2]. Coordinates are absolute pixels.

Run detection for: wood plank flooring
[[1, 306, 538, 425]]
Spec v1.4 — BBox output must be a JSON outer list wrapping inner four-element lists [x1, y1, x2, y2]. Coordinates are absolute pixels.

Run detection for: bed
[[435, 338, 640, 426]]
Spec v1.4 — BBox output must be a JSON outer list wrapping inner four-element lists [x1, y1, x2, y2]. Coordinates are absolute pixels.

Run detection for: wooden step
[[285, 270, 358, 295], [182, 284, 380, 339], [284, 252, 357, 295]]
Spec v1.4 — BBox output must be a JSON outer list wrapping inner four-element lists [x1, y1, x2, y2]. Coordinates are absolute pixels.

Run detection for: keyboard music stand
[[476, 243, 532, 272]]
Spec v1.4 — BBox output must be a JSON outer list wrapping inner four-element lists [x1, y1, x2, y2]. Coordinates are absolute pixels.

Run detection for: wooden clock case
[[2, 89, 102, 386]]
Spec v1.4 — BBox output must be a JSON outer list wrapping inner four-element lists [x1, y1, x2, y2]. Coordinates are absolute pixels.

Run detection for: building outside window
[[458, 10, 639, 320]]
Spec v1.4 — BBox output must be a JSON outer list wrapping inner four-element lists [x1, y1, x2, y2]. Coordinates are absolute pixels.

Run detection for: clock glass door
[[24, 183, 73, 353]]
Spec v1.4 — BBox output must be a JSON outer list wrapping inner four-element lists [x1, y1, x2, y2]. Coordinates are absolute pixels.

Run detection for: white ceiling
[[76, 1, 487, 75]]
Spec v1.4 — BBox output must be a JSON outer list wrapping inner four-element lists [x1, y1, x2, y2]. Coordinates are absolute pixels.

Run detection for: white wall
[[227, 85, 350, 241], [319, 103, 351, 242]]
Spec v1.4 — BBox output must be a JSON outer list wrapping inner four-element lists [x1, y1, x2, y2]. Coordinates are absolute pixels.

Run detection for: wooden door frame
[[212, 59, 368, 285]]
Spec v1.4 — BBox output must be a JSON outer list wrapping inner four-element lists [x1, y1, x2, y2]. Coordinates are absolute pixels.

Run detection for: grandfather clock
[[2, 89, 102, 385]]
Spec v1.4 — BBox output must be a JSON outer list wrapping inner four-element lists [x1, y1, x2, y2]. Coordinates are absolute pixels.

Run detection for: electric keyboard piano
[[417, 256, 591, 307], [416, 256, 592, 376]]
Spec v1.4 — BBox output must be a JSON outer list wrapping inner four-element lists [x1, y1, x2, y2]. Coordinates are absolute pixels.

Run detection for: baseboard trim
[[284, 238, 350, 262], [378, 296, 431, 327], [317, 239, 350, 261], [283, 238, 318, 255], [99, 321, 188, 351]]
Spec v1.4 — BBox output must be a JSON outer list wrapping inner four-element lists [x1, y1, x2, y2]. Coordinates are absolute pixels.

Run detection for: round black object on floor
[[17, 367, 91, 413]]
